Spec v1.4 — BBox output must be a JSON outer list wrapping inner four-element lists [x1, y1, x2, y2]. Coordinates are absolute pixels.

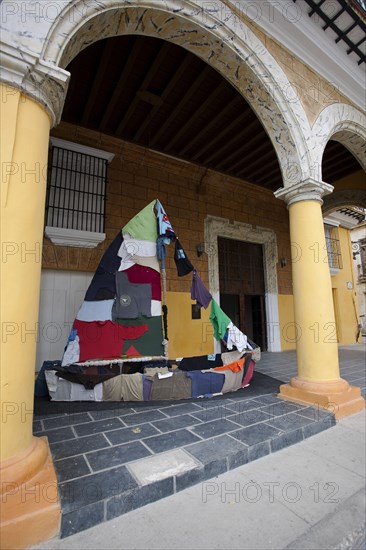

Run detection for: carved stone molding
[[0, 41, 70, 126], [275, 178, 334, 207], [204, 215, 281, 352], [44, 227, 106, 248]]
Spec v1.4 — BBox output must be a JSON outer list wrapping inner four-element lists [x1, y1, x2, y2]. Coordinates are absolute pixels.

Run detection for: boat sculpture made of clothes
[[38, 200, 260, 402]]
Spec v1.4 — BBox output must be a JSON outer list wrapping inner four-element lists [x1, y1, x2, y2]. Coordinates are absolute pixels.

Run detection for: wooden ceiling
[[62, 35, 362, 191]]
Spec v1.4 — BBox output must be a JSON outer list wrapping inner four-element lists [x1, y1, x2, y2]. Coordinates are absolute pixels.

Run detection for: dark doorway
[[218, 237, 267, 350]]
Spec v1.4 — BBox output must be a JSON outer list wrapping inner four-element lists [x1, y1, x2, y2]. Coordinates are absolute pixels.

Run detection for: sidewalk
[[31, 345, 365, 549], [32, 409, 365, 550]]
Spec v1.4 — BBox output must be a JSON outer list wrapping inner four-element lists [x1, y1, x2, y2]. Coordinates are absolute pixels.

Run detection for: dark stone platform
[[33, 372, 336, 538]]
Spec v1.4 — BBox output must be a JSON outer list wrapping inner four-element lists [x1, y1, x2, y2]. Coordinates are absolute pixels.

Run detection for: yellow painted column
[[289, 199, 340, 379], [275, 180, 365, 418], [0, 84, 60, 548]]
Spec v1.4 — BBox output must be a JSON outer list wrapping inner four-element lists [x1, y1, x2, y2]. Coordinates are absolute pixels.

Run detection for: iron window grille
[[46, 143, 109, 233], [324, 224, 343, 270]]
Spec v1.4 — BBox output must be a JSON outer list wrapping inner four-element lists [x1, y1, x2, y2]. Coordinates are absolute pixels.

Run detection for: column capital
[[0, 40, 70, 127], [274, 178, 334, 206]]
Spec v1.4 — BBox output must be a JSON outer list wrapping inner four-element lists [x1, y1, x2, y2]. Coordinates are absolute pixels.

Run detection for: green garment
[[210, 299, 231, 340], [122, 199, 158, 242], [115, 316, 164, 357]]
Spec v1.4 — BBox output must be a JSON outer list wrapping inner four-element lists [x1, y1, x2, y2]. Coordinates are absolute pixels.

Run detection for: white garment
[[46, 374, 103, 401], [118, 236, 156, 258], [226, 322, 248, 353], [151, 300, 162, 316], [62, 335, 80, 366], [76, 300, 114, 322]]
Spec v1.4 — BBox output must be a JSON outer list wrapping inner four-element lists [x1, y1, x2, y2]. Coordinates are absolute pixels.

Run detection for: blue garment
[[157, 236, 167, 270], [191, 270, 212, 309], [156, 200, 175, 239], [185, 370, 225, 398], [85, 232, 123, 301]]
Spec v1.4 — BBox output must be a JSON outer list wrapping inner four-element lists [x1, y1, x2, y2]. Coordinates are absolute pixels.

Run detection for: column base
[[279, 377, 365, 420], [0, 436, 60, 550]]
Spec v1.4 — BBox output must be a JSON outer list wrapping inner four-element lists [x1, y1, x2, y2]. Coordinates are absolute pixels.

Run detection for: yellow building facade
[[1, 1, 365, 547]]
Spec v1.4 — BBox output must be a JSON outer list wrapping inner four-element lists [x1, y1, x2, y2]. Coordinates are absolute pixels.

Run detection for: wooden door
[[218, 237, 267, 350]]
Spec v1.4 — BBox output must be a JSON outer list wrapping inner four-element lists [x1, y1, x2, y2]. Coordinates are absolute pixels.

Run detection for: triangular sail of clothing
[[37, 200, 259, 402]]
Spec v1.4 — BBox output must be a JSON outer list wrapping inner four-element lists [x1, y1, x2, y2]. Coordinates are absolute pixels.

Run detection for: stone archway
[[33, 0, 312, 187], [323, 189, 366, 215], [311, 103, 366, 181]]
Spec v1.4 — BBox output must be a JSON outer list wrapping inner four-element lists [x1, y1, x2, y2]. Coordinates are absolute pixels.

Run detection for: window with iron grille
[[45, 138, 114, 247], [324, 224, 343, 270]]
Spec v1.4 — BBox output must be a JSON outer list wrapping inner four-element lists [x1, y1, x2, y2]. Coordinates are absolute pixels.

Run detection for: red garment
[[125, 345, 140, 357], [125, 264, 161, 301], [242, 359, 255, 387], [213, 358, 245, 373], [74, 320, 148, 361]]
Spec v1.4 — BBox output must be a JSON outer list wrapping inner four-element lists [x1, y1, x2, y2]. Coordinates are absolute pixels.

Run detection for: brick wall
[[43, 122, 293, 295]]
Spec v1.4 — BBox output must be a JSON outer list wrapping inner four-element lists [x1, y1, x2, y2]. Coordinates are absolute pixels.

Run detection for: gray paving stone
[[189, 406, 236, 422], [270, 427, 304, 452], [105, 423, 160, 445], [253, 394, 281, 405], [86, 441, 152, 472], [302, 416, 336, 437], [297, 407, 335, 422], [260, 401, 307, 418], [223, 399, 265, 413], [54, 455, 91, 483], [61, 501, 105, 539], [89, 407, 136, 421], [175, 459, 227, 492], [50, 433, 109, 460], [157, 403, 203, 417], [151, 414, 201, 432], [41, 427, 76, 444], [265, 413, 315, 432], [106, 477, 174, 519], [185, 434, 249, 470], [74, 417, 124, 436], [230, 409, 272, 427], [247, 440, 271, 462], [231, 423, 281, 446], [43, 412, 92, 430], [191, 418, 241, 439], [33, 420, 42, 433], [121, 410, 168, 425], [59, 464, 137, 513], [143, 429, 201, 453]]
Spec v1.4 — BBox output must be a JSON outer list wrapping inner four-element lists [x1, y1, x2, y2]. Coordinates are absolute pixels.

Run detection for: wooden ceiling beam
[[234, 148, 277, 174], [242, 168, 283, 189], [217, 132, 268, 172], [133, 52, 193, 142], [178, 95, 244, 157], [148, 64, 213, 148], [80, 40, 117, 125], [240, 159, 280, 181], [191, 109, 252, 162], [203, 117, 262, 166], [322, 152, 358, 171], [99, 39, 146, 131], [115, 41, 171, 136], [164, 80, 229, 151]]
